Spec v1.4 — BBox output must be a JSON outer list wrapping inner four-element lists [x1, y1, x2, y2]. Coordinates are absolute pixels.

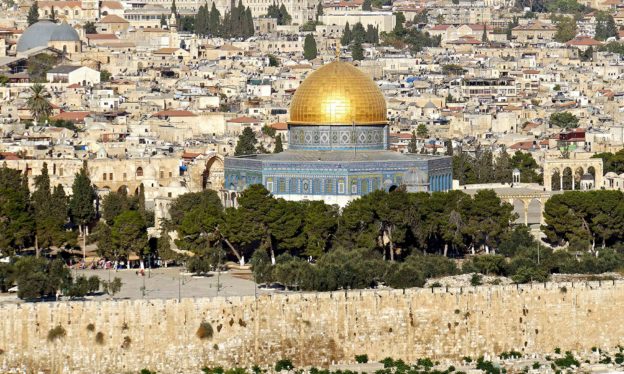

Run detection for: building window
[[361, 179, 369, 194], [325, 179, 333, 194], [103, 173, 107, 181], [338, 180, 345, 194], [279, 179, 285, 193], [123, 172, 127, 180], [267, 181, 273, 192], [109, 173, 113, 180], [160, 171, 164, 179], [136, 167, 143, 177], [169, 172, 172, 177], [351, 181, 358, 194]]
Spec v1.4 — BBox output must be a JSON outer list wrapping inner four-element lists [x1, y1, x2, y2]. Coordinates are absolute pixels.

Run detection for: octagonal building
[[223, 61, 452, 207]]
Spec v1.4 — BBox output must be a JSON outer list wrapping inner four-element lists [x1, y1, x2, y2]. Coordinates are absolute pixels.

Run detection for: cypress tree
[[341, 22, 352, 45], [32, 162, 51, 256], [274, 134, 284, 153], [209, 2, 221, 36], [50, 6, 56, 22], [316, 1, 323, 21], [279, 3, 291, 25], [303, 34, 318, 60], [244, 7, 254, 38], [362, 0, 372, 10], [366, 24, 378, 44], [195, 4, 207, 35], [171, 0, 177, 17], [351, 34, 364, 60], [27, 2, 39, 26], [408, 131, 418, 153], [70, 163, 96, 259]]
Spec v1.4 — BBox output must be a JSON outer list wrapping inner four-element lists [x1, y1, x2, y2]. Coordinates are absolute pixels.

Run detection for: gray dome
[[17, 21, 80, 53], [16, 20, 59, 52], [50, 22, 80, 42]]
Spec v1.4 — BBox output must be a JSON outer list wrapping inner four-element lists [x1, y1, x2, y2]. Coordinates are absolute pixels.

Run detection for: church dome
[[288, 61, 387, 126], [16, 20, 59, 52], [50, 22, 80, 42]]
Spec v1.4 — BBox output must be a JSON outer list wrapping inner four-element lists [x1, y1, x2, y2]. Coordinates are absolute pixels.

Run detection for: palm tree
[[27, 83, 52, 124]]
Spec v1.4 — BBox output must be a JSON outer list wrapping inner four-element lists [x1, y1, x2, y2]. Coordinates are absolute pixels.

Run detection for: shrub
[[470, 273, 483, 286], [140, 369, 156, 374], [87, 276, 100, 293], [416, 358, 434, 369], [47, 325, 66, 342], [554, 352, 579, 368], [121, 336, 131, 349], [95, 331, 105, 345], [197, 321, 214, 340], [274, 359, 294, 372], [554, 347, 561, 354], [532, 362, 540, 369], [355, 354, 368, 363], [86, 323, 95, 332], [463, 356, 472, 363]]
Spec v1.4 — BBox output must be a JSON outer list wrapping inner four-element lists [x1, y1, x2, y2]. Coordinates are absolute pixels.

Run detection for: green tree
[[14, 257, 71, 300], [554, 16, 577, 43], [416, 124, 429, 138], [408, 131, 418, 153], [303, 34, 318, 60], [50, 6, 56, 22], [234, 127, 258, 156], [350, 34, 364, 60], [595, 11, 618, 41], [0, 165, 34, 255], [362, 0, 372, 10], [100, 70, 112, 82], [160, 14, 168, 27], [549, 111, 579, 128], [268, 54, 279, 66], [340, 22, 352, 45], [171, 0, 177, 16], [208, 2, 221, 36], [27, 84, 52, 123], [111, 210, 148, 261], [69, 164, 96, 257], [278, 3, 291, 25], [27, 2, 39, 26], [101, 190, 131, 225], [274, 134, 284, 153], [84, 21, 97, 34], [394, 12, 406, 35], [28, 54, 59, 83], [316, 1, 323, 20], [511, 151, 541, 183], [32, 164, 71, 254]]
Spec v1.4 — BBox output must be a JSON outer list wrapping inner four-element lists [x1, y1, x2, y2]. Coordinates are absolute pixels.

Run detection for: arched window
[[136, 167, 143, 177]]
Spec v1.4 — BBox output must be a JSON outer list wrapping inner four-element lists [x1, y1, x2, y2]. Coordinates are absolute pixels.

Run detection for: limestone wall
[[1, 281, 624, 373]]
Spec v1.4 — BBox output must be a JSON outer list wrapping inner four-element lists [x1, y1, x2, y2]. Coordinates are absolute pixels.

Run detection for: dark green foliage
[[499, 351, 522, 359], [69, 164, 96, 227], [274, 359, 294, 372], [453, 149, 541, 185], [463, 255, 507, 276], [470, 273, 483, 286], [554, 352, 579, 368], [84, 21, 96, 34], [274, 134, 283, 153], [355, 354, 369, 363], [266, 2, 291, 25], [234, 127, 258, 156], [594, 11, 618, 41], [552, 15, 577, 43], [549, 111, 579, 128], [476, 357, 501, 374], [350, 35, 364, 60], [341, 23, 352, 45], [362, 0, 372, 10], [14, 257, 71, 300], [27, 2, 39, 25], [303, 34, 318, 60], [28, 55, 59, 84], [101, 277, 122, 296], [268, 54, 279, 66], [0, 165, 34, 255], [591, 148, 624, 174]]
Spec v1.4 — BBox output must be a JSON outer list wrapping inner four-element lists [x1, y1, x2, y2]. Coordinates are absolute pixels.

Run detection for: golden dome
[[288, 61, 387, 126]]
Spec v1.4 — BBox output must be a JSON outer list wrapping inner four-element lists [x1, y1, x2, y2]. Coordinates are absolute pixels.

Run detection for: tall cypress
[[209, 2, 221, 36], [244, 7, 254, 38], [70, 163, 96, 259], [341, 22, 352, 45], [27, 2, 39, 26], [303, 34, 318, 60]]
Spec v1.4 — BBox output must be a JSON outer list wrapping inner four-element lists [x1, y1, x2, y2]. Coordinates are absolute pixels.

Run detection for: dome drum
[[288, 124, 388, 151]]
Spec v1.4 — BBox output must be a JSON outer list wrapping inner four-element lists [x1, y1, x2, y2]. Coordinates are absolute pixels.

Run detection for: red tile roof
[[51, 111, 90, 122], [271, 122, 288, 130], [227, 116, 260, 124], [566, 36, 602, 46]]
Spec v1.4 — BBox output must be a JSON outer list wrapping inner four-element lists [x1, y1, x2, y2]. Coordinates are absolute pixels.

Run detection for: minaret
[[169, 12, 178, 48]]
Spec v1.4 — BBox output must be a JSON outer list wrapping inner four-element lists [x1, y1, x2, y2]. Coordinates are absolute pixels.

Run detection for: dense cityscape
[[2, 0, 624, 371]]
